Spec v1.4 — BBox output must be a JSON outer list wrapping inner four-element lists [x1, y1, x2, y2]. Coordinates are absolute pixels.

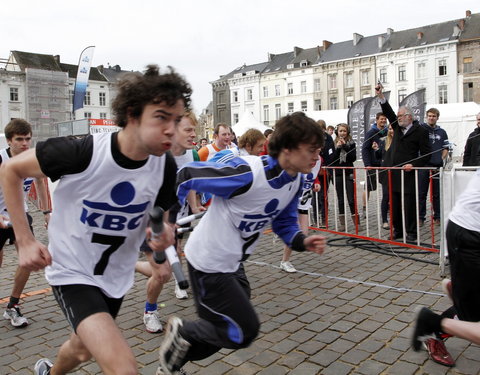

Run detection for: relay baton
[[149, 207, 189, 289]]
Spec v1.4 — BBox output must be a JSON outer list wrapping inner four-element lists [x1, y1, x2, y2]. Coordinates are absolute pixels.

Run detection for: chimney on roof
[[97, 64, 104, 72], [458, 19, 465, 30], [387, 28, 394, 35], [268, 53, 275, 62], [54, 55, 60, 64], [378, 35, 385, 48], [353, 33, 363, 46], [417, 31, 423, 40], [114, 64, 121, 72], [294, 46, 302, 57], [466, 10, 471, 17], [322, 40, 332, 51]]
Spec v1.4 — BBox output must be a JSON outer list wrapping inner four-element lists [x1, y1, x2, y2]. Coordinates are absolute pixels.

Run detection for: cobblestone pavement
[[1, 208, 479, 374]]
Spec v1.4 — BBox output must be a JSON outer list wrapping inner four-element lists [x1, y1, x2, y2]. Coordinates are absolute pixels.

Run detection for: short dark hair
[[112, 65, 192, 128], [268, 112, 324, 158], [376, 112, 386, 120], [426, 107, 440, 118], [263, 129, 274, 137], [5, 119, 32, 140]]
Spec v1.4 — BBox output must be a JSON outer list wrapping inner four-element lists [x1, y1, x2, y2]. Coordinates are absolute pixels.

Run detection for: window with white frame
[[329, 97, 338, 110], [233, 91, 238, 102], [9, 87, 19, 101], [300, 81, 307, 94], [314, 99, 321, 111], [98, 92, 106, 106], [416, 61, 426, 79], [398, 88, 407, 104], [345, 72, 353, 88], [287, 102, 294, 113], [233, 113, 239, 124], [301, 101, 307, 112], [438, 59, 447, 76], [263, 86, 268, 98], [379, 68, 387, 83], [84, 91, 91, 105], [329, 74, 337, 89], [361, 70, 369, 86], [100, 112, 107, 119], [438, 84, 448, 104], [263, 105, 269, 122], [464, 82, 473, 102], [246, 89, 253, 101], [346, 96, 354, 108], [275, 85, 281, 96], [84, 112, 92, 119], [398, 65, 406, 81], [287, 83, 293, 95], [275, 104, 281, 120], [314, 78, 321, 92]]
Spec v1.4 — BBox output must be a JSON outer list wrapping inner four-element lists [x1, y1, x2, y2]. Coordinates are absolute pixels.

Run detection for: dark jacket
[[421, 123, 449, 167], [362, 123, 387, 167], [380, 100, 431, 193], [331, 140, 356, 172], [321, 132, 335, 166], [463, 127, 480, 166]]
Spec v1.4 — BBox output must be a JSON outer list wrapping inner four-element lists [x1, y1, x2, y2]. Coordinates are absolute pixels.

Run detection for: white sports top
[[45, 133, 166, 298], [184, 155, 302, 273], [0, 148, 34, 216], [449, 168, 480, 233]]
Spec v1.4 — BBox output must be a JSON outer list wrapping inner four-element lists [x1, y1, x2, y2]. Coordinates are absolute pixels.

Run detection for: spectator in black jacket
[[462, 113, 480, 166], [376, 85, 431, 242], [361, 112, 388, 218], [314, 120, 335, 227]]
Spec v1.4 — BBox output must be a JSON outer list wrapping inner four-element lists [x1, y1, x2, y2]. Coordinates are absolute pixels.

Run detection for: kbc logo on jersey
[[80, 181, 149, 231], [238, 198, 280, 232]]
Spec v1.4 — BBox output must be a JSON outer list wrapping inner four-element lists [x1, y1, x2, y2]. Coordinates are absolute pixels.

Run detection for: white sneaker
[[144, 310, 163, 333], [175, 283, 188, 300], [34, 358, 53, 375], [3, 305, 29, 327], [280, 261, 297, 273], [159, 316, 191, 375]]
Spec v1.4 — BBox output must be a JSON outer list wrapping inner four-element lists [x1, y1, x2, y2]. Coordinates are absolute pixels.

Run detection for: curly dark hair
[[268, 112, 324, 158], [112, 65, 192, 128]]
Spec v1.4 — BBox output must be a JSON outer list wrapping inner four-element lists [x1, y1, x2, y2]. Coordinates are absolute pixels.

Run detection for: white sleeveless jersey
[[297, 159, 322, 211], [184, 155, 302, 273], [174, 150, 196, 220], [205, 143, 219, 161], [46, 133, 166, 298], [0, 148, 34, 216]]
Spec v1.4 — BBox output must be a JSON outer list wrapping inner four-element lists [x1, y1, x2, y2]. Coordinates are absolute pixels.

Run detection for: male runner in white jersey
[[0, 119, 50, 328], [158, 111, 327, 375], [135, 111, 205, 334], [0, 65, 191, 375]]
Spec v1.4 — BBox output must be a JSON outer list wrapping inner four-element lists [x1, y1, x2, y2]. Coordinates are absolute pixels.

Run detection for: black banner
[[347, 97, 371, 160], [399, 88, 426, 124]]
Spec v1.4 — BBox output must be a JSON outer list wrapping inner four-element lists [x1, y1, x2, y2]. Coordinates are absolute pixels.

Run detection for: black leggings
[[180, 262, 260, 363], [445, 220, 480, 322]]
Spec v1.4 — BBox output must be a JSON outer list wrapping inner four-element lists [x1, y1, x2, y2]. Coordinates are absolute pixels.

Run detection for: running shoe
[[3, 305, 28, 327], [159, 316, 190, 375], [175, 283, 188, 300], [34, 358, 53, 375], [144, 310, 163, 333], [280, 261, 297, 273]]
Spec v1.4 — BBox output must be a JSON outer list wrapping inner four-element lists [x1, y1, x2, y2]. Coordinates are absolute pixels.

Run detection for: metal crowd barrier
[[310, 165, 453, 271]]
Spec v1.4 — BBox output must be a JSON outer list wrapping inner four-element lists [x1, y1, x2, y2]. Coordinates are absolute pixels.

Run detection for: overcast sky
[[2, 0, 478, 113]]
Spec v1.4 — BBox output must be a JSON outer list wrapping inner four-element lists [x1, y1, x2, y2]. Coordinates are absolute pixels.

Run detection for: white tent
[[232, 111, 270, 137]]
